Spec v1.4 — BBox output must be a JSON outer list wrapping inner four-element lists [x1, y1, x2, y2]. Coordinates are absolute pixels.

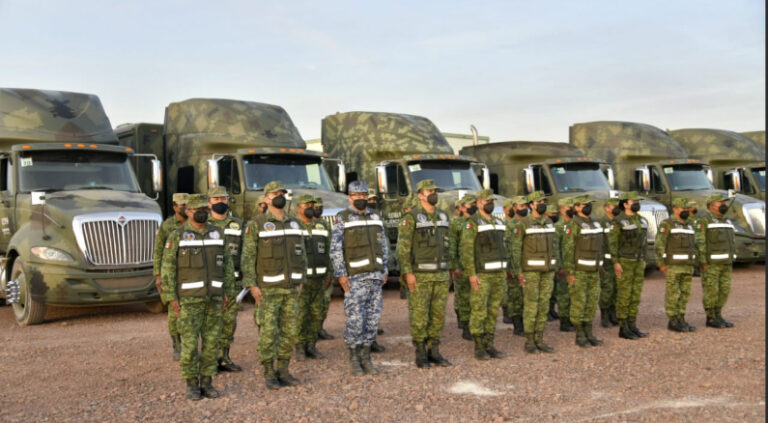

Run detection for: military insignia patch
[[166, 241, 172, 249], [440, 213, 447, 221], [513, 228, 519, 234], [349, 215, 359, 221], [264, 222, 276, 231], [401, 218, 408, 226], [495, 219, 503, 225], [466, 222, 473, 229], [566, 228, 572, 235], [289, 221, 300, 229], [660, 227, 667, 233], [371, 213, 380, 220], [215, 254, 224, 267], [546, 223, 554, 228], [245, 225, 250, 234], [208, 231, 220, 239], [417, 214, 427, 222], [228, 222, 240, 230], [315, 223, 325, 230], [581, 223, 589, 229], [183, 232, 195, 240]]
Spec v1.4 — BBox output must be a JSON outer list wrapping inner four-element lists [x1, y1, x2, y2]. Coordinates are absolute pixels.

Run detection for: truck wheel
[[11, 259, 46, 326], [144, 301, 166, 313]]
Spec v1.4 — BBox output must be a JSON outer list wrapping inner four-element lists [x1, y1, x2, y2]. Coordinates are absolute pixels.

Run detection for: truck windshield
[[243, 154, 333, 191], [752, 167, 766, 192], [407, 160, 482, 191], [18, 150, 140, 193], [550, 163, 611, 192], [662, 165, 713, 191]]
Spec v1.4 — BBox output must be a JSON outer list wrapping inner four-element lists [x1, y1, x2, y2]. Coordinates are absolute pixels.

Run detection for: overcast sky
[[0, 0, 764, 143]]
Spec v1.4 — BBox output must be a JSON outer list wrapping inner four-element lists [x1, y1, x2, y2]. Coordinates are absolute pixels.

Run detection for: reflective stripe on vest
[[179, 239, 224, 247], [483, 261, 507, 270], [224, 228, 242, 236], [181, 281, 204, 290], [258, 229, 305, 238], [263, 274, 285, 283], [670, 228, 694, 235], [417, 262, 448, 271], [344, 220, 384, 229], [621, 224, 637, 230], [307, 267, 328, 276], [707, 223, 734, 230], [349, 258, 370, 268], [478, 224, 506, 232], [710, 253, 731, 260], [525, 227, 555, 234]]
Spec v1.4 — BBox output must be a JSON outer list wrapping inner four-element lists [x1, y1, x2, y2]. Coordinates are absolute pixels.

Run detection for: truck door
[[0, 155, 13, 252], [215, 156, 244, 219], [636, 165, 668, 205]]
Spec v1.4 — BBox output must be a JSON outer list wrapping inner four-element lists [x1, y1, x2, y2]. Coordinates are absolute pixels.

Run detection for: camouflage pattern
[[502, 217, 525, 318], [154, 215, 186, 277], [562, 215, 603, 324], [741, 131, 766, 148], [178, 297, 224, 380], [553, 218, 571, 320], [664, 265, 693, 318], [614, 259, 645, 319], [297, 218, 332, 345], [599, 214, 617, 311], [254, 287, 299, 361], [208, 214, 244, 350], [449, 215, 471, 323], [694, 212, 734, 311], [522, 271, 555, 333]]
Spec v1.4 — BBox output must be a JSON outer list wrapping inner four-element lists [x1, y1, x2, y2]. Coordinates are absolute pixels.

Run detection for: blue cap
[[348, 180, 369, 194]]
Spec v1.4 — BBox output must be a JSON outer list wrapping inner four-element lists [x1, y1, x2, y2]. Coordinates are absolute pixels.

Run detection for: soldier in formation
[[313, 197, 336, 341], [449, 194, 477, 341], [161, 194, 235, 400], [599, 198, 620, 328], [553, 197, 574, 332], [657, 198, 697, 332], [501, 196, 528, 336]]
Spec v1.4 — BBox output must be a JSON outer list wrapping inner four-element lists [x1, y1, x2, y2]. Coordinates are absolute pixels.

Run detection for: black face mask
[[211, 202, 229, 214], [566, 209, 575, 218], [177, 206, 187, 217], [680, 210, 690, 220], [426, 193, 438, 206], [303, 208, 315, 219], [258, 205, 267, 214], [193, 210, 208, 223], [581, 203, 592, 216], [353, 199, 368, 211], [549, 214, 559, 223], [630, 202, 641, 213], [691, 208, 698, 215], [535, 203, 547, 215], [611, 206, 621, 217], [717, 204, 728, 215], [482, 202, 495, 214], [515, 208, 528, 217], [271, 195, 286, 209], [465, 205, 478, 216], [314, 207, 323, 217]]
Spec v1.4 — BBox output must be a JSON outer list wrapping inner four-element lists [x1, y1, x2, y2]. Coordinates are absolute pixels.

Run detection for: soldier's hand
[[453, 269, 462, 279], [557, 269, 566, 279], [382, 274, 388, 286], [170, 300, 180, 317], [469, 275, 480, 291], [659, 265, 668, 276], [517, 274, 525, 287], [223, 296, 229, 309], [613, 262, 623, 279], [700, 263, 707, 272], [404, 273, 417, 293], [154, 275, 162, 293], [250, 286, 263, 306], [323, 276, 332, 288], [567, 274, 575, 285], [339, 276, 350, 293]]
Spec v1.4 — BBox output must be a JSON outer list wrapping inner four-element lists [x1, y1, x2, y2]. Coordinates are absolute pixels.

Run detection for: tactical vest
[[617, 214, 648, 260], [304, 221, 330, 278], [704, 217, 736, 264], [211, 217, 244, 281], [601, 218, 613, 263], [407, 207, 451, 273], [573, 217, 604, 272], [339, 209, 385, 276], [473, 215, 508, 273], [254, 215, 306, 288], [176, 226, 226, 298], [664, 221, 696, 265], [521, 218, 556, 272]]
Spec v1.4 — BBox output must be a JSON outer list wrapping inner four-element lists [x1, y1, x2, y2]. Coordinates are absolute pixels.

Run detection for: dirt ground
[[0, 265, 764, 422]]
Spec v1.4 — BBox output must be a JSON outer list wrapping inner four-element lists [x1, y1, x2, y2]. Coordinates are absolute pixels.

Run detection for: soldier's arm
[[562, 223, 577, 275], [608, 219, 620, 258], [160, 231, 180, 303], [380, 221, 389, 275], [656, 221, 669, 264], [694, 218, 707, 260], [241, 221, 259, 288], [459, 221, 478, 277], [396, 214, 415, 275], [153, 223, 169, 276], [510, 225, 523, 276], [323, 222, 333, 271], [448, 220, 460, 270], [640, 217, 648, 258], [330, 217, 347, 278], [553, 224, 562, 267], [223, 242, 236, 298]]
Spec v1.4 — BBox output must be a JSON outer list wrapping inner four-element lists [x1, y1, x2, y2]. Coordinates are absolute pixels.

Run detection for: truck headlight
[[31, 246, 75, 263]]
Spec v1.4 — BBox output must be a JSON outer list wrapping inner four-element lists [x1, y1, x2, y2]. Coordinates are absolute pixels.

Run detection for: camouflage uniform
[[161, 196, 235, 398], [553, 197, 574, 331], [501, 196, 527, 336], [599, 198, 620, 327], [657, 198, 697, 332], [449, 194, 476, 339], [313, 197, 335, 341]]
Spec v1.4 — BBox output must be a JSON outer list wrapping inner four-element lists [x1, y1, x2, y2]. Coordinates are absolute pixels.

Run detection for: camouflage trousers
[[502, 277, 524, 318], [469, 272, 506, 337], [568, 270, 600, 324], [701, 263, 732, 310], [320, 279, 334, 325], [179, 297, 223, 380], [297, 278, 327, 344], [219, 295, 242, 349], [553, 271, 570, 319], [255, 287, 299, 362], [615, 258, 645, 319], [343, 277, 383, 347], [599, 261, 617, 310], [453, 272, 471, 323], [408, 272, 451, 342], [522, 271, 554, 333], [168, 307, 180, 337], [664, 265, 693, 318]]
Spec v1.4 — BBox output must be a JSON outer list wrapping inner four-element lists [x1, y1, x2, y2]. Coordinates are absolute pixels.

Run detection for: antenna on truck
[[470, 125, 479, 146]]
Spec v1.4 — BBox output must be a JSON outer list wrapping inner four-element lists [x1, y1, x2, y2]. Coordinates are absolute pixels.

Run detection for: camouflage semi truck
[[571, 121, 765, 263], [667, 129, 765, 201], [460, 141, 669, 264], [116, 98, 349, 225], [742, 130, 766, 149], [0, 88, 164, 325], [321, 111, 503, 274]]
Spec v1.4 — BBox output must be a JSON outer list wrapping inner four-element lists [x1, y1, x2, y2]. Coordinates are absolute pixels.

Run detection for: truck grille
[[638, 206, 669, 243], [743, 203, 766, 237], [73, 213, 162, 267]]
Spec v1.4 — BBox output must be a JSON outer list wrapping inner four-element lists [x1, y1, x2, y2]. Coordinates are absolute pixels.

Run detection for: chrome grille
[[744, 204, 766, 237], [638, 206, 668, 243], [73, 212, 161, 267]]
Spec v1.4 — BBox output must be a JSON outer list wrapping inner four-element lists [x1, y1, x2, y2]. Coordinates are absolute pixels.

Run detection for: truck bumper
[[27, 261, 158, 306], [734, 235, 765, 263]]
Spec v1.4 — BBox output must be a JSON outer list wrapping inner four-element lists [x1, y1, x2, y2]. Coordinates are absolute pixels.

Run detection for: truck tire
[[11, 259, 46, 326], [145, 301, 166, 313]]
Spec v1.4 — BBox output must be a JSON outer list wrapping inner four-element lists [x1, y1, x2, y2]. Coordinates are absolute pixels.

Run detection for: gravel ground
[[0, 265, 764, 422]]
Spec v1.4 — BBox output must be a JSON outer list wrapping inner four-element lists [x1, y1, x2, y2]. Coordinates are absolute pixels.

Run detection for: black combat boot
[[427, 339, 452, 366], [560, 317, 575, 332], [600, 308, 612, 328], [200, 376, 221, 399], [360, 344, 379, 375], [574, 323, 589, 347], [305, 342, 325, 359], [511, 315, 524, 336], [668, 316, 685, 332], [524, 333, 538, 354], [680, 315, 696, 332], [461, 322, 472, 340], [503, 310, 514, 324], [547, 300, 559, 321], [370, 340, 386, 353], [534, 331, 555, 353], [619, 319, 639, 339], [716, 308, 734, 328], [377, 327, 385, 335], [262, 361, 281, 390], [414, 341, 430, 368], [317, 327, 335, 340], [608, 305, 619, 326], [172, 335, 182, 361], [218, 347, 243, 372], [584, 321, 604, 346], [473, 335, 490, 360], [705, 308, 722, 328], [485, 334, 507, 359], [294, 343, 307, 361], [185, 377, 201, 400], [276, 359, 300, 386], [348, 346, 364, 376], [628, 317, 648, 337], [456, 311, 464, 329]]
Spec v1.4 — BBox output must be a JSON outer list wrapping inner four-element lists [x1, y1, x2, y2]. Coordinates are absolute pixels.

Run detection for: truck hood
[[36, 190, 161, 224]]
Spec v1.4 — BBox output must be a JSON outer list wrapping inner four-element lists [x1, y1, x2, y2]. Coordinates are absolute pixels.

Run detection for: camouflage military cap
[[263, 180, 287, 194], [545, 204, 558, 214], [186, 194, 208, 209], [506, 195, 526, 206], [207, 186, 229, 198], [256, 195, 266, 205], [527, 191, 546, 202], [454, 199, 462, 208], [572, 194, 594, 204], [172, 193, 189, 204], [313, 196, 323, 205], [476, 189, 494, 200], [296, 194, 315, 205], [619, 191, 643, 201], [604, 198, 620, 206], [557, 197, 575, 207], [671, 197, 694, 208], [459, 194, 477, 204], [416, 179, 437, 192], [706, 193, 729, 204], [348, 180, 368, 194], [503, 199, 516, 209]]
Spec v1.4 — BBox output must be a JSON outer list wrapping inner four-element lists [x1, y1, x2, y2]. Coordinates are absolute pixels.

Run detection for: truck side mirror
[[481, 167, 491, 190], [376, 165, 388, 194], [151, 159, 163, 193], [606, 168, 616, 189], [706, 168, 714, 183], [726, 169, 741, 192], [337, 163, 347, 193], [207, 159, 220, 189], [636, 167, 651, 192], [523, 167, 535, 193]]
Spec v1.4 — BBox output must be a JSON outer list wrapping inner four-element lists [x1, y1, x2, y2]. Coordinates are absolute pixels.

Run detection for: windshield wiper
[[78, 186, 115, 190]]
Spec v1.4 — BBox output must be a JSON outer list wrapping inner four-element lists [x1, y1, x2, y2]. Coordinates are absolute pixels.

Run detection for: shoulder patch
[[165, 241, 172, 249], [370, 213, 380, 220], [228, 222, 240, 230], [289, 221, 300, 229], [417, 213, 427, 222], [466, 222, 473, 230], [401, 218, 409, 226], [264, 222, 276, 231], [182, 232, 195, 240], [315, 223, 325, 230], [660, 226, 667, 233], [566, 228, 572, 235], [513, 227, 519, 234], [208, 231, 220, 239]]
